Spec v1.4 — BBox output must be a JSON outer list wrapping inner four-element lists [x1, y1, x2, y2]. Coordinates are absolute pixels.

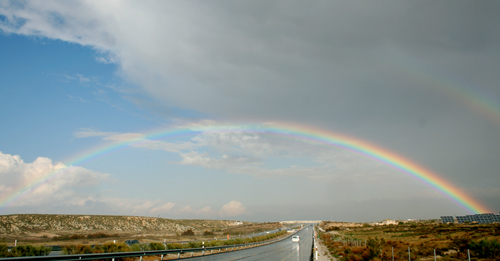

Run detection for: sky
[[0, 1, 499, 222]]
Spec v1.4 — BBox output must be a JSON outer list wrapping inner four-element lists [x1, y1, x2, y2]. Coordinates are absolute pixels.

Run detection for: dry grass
[[319, 220, 500, 261]]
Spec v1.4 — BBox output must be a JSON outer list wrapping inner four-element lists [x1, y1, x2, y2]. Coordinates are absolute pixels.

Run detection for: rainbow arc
[[0, 121, 491, 214]]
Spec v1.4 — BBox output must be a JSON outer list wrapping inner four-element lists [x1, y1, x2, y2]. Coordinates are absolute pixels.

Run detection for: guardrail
[[0, 232, 296, 261], [5, 239, 248, 252], [6, 228, 289, 251]]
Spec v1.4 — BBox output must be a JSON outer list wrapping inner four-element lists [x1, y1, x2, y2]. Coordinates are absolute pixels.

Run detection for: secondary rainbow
[[395, 52, 500, 127], [0, 121, 491, 214]]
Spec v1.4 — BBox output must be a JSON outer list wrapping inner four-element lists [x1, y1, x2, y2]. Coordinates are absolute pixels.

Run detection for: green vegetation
[[0, 243, 51, 257], [181, 229, 195, 236], [59, 229, 287, 256], [148, 242, 166, 250], [203, 230, 214, 236], [53, 232, 119, 241], [469, 239, 500, 259], [62, 242, 131, 255], [319, 221, 500, 261]]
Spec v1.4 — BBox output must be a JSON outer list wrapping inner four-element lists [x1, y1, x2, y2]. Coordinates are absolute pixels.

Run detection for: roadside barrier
[[0, 232, 297, 261]]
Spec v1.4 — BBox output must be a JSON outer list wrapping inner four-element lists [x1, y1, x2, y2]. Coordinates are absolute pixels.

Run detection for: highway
[[186, 227, 313, 261]]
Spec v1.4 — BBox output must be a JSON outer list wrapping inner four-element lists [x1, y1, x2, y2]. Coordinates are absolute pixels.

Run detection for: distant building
[[369, 219, 399, 226], [380, 219, 398, 225]]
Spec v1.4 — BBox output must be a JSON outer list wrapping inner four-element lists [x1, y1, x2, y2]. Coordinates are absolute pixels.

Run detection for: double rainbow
[[0, 121, 491, 214]]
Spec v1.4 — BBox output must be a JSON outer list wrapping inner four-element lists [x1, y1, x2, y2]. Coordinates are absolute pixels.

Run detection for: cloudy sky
[[1, 1, 499, 222]]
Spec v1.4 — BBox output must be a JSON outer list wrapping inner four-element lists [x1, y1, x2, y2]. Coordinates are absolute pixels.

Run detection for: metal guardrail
[[3, 229, 283, 252], [6, 228, 288, 251], [0, 228, 286, 251], [0, 232, 295, 261]]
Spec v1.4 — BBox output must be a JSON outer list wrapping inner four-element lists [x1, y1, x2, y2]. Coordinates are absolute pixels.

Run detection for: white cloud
[[178, 151, 260, 170], [150, 203, 176, 214], [68, 95, 90, 103], [74, 129, 118, 138], [73, 122, 400, 182], [219, 201, 246, 217], [74, 130, 196, 153], [95, 54, 117, 64], [76, 74, 91, 83], [102, 133, 145, 142], [192, 131, 271, 157], [177, 205, 213, 216], [0, 151, 110, 207], [174, 124, 400, 182]]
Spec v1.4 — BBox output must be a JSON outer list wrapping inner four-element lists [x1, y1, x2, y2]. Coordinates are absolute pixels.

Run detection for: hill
[[0, 214, 240, 235]]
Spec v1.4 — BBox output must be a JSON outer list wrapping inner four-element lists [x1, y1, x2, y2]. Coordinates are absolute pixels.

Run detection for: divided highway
[[187, 226, 313, 261]]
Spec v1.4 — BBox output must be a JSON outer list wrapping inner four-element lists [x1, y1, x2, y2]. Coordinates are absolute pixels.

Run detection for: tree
[[365, 237, 381, 260], [451, 236, 471, 252], [182, 229, 195, 236]]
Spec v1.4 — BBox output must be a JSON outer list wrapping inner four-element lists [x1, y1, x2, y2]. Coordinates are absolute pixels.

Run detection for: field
[[318, 220, 500, 261]]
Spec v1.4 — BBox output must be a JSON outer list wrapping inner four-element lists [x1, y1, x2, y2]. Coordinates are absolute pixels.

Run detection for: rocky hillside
[[0, 214, 239, 235]]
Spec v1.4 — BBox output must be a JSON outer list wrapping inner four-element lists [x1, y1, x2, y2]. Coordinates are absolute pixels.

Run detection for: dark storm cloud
[[160, 1, 500, 191]]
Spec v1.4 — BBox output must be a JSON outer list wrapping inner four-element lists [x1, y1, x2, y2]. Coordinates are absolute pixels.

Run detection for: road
[[186, 227, 313, 261]]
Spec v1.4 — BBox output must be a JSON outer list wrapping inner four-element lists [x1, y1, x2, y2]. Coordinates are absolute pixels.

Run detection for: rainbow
[[395, 53, 500, 127], [0, 121, 491, 214]]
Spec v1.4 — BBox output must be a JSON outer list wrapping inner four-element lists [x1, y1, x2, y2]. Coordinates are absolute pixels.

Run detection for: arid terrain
[[0, 214, 283, 246], [318, 220, 500, 261]]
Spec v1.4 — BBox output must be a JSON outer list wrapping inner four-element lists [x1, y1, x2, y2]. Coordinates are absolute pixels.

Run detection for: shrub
[[206, 240, 223, 247], [451, 236, 471, 252], [187, 241, 202, 248], [351, 247, 364, 254], [92, 245, 103, 253], [62, 244, 77, 255], [224, 239, 235, 246], [203, 230, 214, 236], [149, 242, 165, 250], [9, 245, 51, 257], [76, 244, 93, 254], [130, 243, 141, 251], [87, 233, 118, 239], [182, 229, 195, 236], [167, 243, 185, 249], [366, 237, 382, 260], [64, 242, 130, 255], [0, 244, 9, 257], [469, 238, 500, 259]]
